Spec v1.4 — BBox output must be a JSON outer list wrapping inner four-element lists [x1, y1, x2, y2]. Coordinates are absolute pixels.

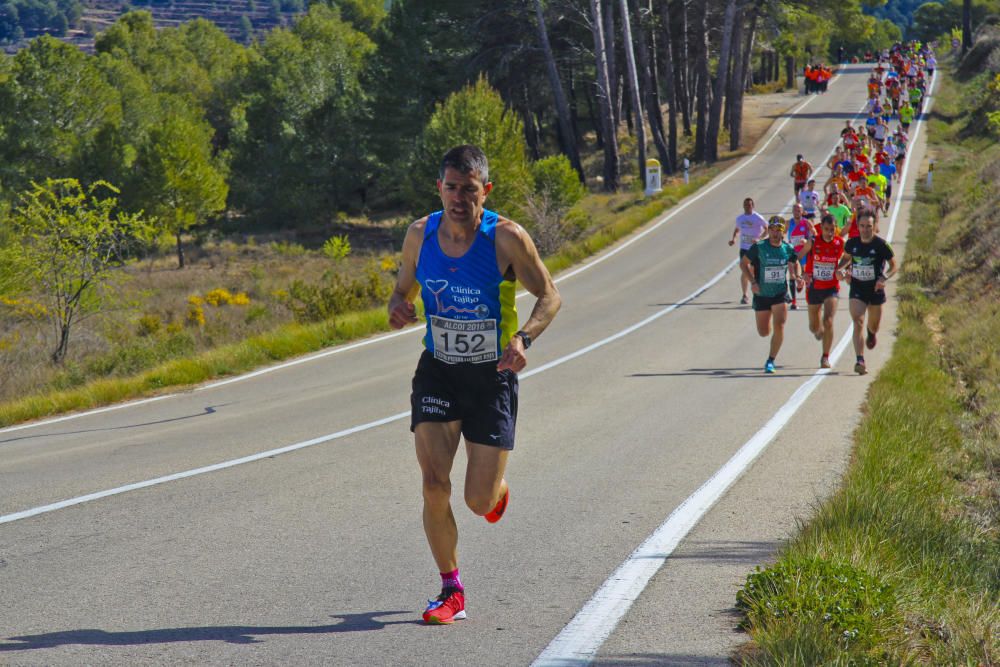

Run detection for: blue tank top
[[416, 210, 518, 364]]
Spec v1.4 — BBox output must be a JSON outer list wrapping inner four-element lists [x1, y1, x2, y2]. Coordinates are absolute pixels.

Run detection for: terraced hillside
[[6, 0, 305, 53]]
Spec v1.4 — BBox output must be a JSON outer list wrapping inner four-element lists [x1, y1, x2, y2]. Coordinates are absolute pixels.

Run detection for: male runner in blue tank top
[[388, 145, 561, 625]]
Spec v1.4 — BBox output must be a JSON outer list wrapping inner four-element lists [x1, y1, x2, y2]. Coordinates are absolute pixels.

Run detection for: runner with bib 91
[[741, 216, 804, 374]]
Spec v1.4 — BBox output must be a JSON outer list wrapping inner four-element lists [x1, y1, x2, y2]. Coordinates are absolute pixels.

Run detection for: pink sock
[[440, 568, 463, 592]]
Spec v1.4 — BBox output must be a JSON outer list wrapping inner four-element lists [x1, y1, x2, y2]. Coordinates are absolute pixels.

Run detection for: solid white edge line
[[531, 68, 937, 667], [0, 78, 834, 436]]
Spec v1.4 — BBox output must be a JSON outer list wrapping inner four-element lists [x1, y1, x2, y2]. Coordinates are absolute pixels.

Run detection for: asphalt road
[[0, 64, 933, 666]]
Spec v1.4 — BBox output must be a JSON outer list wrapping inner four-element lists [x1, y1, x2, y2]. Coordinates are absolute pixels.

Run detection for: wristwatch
[[514, 330, 532, 350]]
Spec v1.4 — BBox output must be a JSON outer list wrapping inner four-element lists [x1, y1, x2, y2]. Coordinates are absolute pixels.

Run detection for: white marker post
[[682, 157, 690, 185], [644, 158, 662, 196], [926, 158, 934, 188]]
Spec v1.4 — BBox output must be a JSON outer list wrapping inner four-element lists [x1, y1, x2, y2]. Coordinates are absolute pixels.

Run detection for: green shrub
[[284, 262, 391, 323], [737, 556, 898, 652], [322, 234, 352, 261], [411, 76, 532, 218], [530, 155, 586, 213]]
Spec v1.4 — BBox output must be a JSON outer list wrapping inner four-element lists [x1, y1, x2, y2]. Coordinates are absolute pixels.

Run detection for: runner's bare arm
[[876, 256, 898, 290], [388, 219, 426, 329], [495, 220, 561, 372]]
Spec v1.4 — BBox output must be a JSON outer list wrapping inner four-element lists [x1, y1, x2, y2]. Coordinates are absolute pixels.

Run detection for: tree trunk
[[630, 0, 669, 171], [706, 0, 737, 162], [176, 231, 185, 269], [962, 0, 972, 54], [785, 54, 795, 90], [586, 80, 604, 149], [676, 0, 691, 135], [740, 4, 758, 91], [730, 3, 758, 151], [523, 85, 541, 160], [604, 0, 620, 128], [692, 0, 710, 161], [52, 321, 71, 364], [658, 0, 678, 170], [725, 5, 744, 138], [619, 0, 648, 187], [568, 66, 582, 149], [591, 0, 620, 190], [533, 0, 584, 181]]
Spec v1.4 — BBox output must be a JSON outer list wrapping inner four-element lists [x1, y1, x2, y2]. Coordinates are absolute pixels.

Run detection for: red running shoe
[[423, 588, 466, 624], [866, 328, 877, 349], [484, 486, 510, 524]]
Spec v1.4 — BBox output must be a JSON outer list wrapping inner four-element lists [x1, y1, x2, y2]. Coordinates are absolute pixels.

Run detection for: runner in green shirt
[[867, 172, 888, 212], [740, 216, 804, 374], [899, 101, 915, 130], [826, 201, 853, 237]]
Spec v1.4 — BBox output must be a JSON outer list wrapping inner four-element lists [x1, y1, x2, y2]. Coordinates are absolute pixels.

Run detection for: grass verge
[[735, 65, 999, 665]]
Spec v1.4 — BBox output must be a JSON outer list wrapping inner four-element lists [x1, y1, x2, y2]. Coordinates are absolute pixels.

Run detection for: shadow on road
[[667, 539, 780, 565], [631, 368, 834, 379], [0, 405, 227, 445], [0, 611, 419, 650]]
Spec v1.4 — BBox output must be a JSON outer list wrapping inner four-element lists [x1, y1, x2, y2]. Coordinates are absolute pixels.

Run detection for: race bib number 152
[[430, 316, 498, 364]]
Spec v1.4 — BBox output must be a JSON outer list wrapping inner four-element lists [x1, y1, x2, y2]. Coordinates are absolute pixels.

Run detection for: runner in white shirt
[[798, 179, 822, 220], [729, 196, 769, 304]]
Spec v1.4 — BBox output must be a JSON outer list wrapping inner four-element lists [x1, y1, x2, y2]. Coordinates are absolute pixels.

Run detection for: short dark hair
[[440, 145, 489, 183], [821, 213, 836, 225]]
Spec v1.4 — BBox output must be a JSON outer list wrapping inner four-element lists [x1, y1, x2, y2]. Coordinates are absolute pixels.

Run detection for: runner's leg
[[464, 442, 509, 516], [769, 303, 787, 359], [849, 298, 868, 357], [867, 303, 883, 336], [807, 302, 823, 340], [822, 296, 837, 357], [415, 421, 463, 573], [755, 309, 772, 337]]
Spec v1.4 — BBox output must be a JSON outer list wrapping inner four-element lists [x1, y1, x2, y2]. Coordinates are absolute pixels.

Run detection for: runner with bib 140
[[836, 212, 896, 375], [388, 145, 561, 625]]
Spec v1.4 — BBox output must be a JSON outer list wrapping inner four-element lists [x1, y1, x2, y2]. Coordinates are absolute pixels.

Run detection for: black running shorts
[[806, 286, 840, 305], [410, 350, 518, 450], [752, 293, 788, 312], [849, 283, 887, 305]]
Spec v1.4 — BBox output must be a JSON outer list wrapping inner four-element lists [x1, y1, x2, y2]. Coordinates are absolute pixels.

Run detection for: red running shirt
[[806, 231, 845, 289]]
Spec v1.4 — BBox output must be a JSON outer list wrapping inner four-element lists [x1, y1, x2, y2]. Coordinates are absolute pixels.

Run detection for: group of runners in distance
[[735, 41, 933, 375], [803, 63, 834, 94]]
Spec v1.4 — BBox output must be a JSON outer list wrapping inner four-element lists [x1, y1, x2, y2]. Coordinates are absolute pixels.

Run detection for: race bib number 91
[[763, 265, 786, 283], [430, 316, 498, 364]]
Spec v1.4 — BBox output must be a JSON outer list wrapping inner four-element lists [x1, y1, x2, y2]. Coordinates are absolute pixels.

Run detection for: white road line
[[531, 69, 937, 667], [0, 79, 834, 436]]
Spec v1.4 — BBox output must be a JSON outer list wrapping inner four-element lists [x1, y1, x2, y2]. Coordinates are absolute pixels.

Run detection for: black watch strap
[[515, 330, 532, 350]]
